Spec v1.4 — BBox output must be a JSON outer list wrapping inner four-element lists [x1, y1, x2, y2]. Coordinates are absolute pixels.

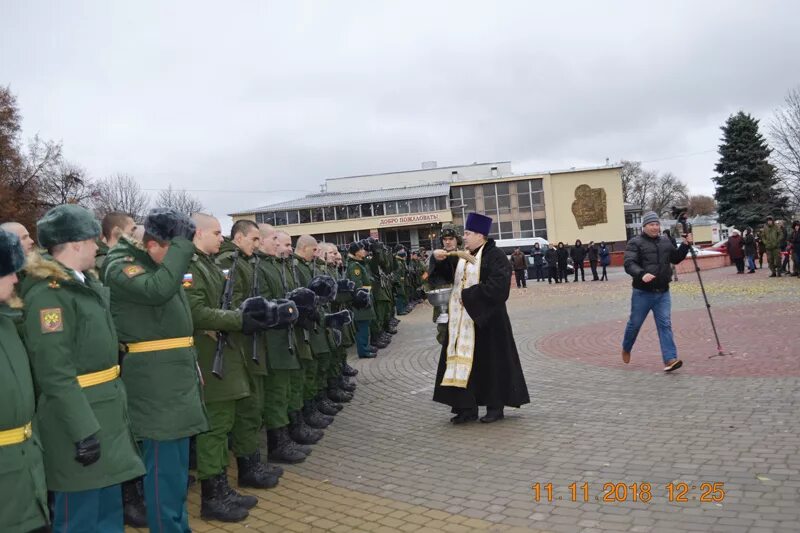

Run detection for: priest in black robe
[[430, 213, 530, 424]]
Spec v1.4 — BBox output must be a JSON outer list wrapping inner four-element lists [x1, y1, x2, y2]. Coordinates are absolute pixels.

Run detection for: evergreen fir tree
[[713, 111, 788, 230]]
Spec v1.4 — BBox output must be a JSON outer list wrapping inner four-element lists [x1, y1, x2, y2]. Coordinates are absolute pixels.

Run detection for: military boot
[[372, 339, 388, 349], [303, 399, 333, 428], [386, 324, 398, 334], [289, 410, 323, 444], [122, 477, 147, 528], [342, 362, 359, 376], [327, 379, 353, 403], [338, 374, 357, 392], [316, 391, 342, 414], [218, 470, 258, 509], [267, 427, 307, 464], [200, 474, 249, 522], [236, 452, 280, 489]]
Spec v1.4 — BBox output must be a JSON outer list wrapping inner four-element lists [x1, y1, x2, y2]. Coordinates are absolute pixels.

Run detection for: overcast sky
[[3, 0, 799, 228]]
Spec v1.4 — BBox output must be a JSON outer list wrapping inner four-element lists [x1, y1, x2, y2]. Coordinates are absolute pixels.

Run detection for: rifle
[[290, 257, 312, 345], [278, 258, 295, 354], [212, 251, 239, 379], [250, 255, 261, 364]]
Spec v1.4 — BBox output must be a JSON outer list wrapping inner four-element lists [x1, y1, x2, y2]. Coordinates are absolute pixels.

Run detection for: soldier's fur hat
[[0, 229, 25, 276], [144, 208, 196, 242], [37, 205, 101, 249]]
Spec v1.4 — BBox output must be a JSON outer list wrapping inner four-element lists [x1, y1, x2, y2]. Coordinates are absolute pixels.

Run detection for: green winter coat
[[104, 236, 208, 441], [95, 240, 109, 280], [19, 254, 145, 492], [762, 224, 782, 250], [347, 255, 376, 322], [256, 254, 304, 369], [185, 247, 249, 403], [292, 255, 330, 355], [0, 304, 49, 532], [216, 240, 267, 376]]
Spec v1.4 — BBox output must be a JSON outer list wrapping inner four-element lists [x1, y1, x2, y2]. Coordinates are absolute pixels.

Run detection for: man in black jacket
[[622, 211, 692, 371], [570, 240, 586, 281]]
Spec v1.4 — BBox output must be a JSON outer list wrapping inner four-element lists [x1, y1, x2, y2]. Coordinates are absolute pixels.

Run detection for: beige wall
[[233, 209, 452, 237], [543, 168, 627, 244]]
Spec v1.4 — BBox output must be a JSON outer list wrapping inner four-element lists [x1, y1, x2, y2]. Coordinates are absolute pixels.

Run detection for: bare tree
[[620, 160, 642, 204], [38, 161, 99, 208], [156, 184, 204, 215], [769, 86, 800, 214], [687, 194, 716, 216], [647, 172, 689, 216], [628, 169, 659, 209], [93, 174, 150, 221]]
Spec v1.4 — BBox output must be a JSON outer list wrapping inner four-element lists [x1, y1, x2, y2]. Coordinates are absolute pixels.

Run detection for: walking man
[[621, 211, 692, 372], [510, 247, 527, 288]]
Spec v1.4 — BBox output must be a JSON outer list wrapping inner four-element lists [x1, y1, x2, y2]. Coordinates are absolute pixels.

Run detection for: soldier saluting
[[103, 208, 208, 532], [0, 230, 49, 533], [19, 205, 145, 533]]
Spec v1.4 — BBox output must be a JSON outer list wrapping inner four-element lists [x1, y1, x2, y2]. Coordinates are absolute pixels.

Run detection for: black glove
[[307, 275, 337, 304], [287, 287, 316, 310], [330, 328, 343, 347], [353, 288, 371, 309], [241, 312, 262, 335], [336, 279, 355, 294], [325, 309, 353, 330], [275, 299, 299, 327], [240, 296, 270, 321], [75, 434, 101, 466]]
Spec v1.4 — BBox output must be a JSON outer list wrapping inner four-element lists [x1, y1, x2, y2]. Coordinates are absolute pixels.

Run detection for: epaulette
[[48, 279, 61, 289], [191, 253, 199, 262]]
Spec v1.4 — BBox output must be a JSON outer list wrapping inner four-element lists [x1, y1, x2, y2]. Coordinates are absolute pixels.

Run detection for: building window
[[520, 220, 533, 238], [385, 201, 397, 215], [450, 186, 476, 214], [489, 222, 499, 239], [372, 203, 384, 216], [286, 210, 298, 225], [275, 211, 287, 226], [500, 221, 512, 238], [323, 206, 335, 222], [534, 218, 547, 239], [360, 204, 373, 217], [397, 200, 409, 214], [299, 210, 311, 224], [311, 208, 324, 223], [348, 204, 361, 219], [421, 197, 435, 212], [336, 205, 348, 221]]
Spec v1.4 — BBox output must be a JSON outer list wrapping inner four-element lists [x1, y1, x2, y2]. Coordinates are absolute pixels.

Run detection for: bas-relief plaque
[[571, 184, 607, 229]]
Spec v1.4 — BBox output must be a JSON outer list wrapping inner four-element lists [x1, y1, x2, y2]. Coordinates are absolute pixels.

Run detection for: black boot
[[218, 470, 258, 509], [236, 452, 280, 489], [200, 474, 250, 522], [342, 362, 359, 377], [338, 374, 357, 392], [386, 325, 398, 335], [327, 380, 353, 403], [303, 400, 333, 428], [316, 392, 342, 414], [267, 427, 307, 464], [372, 339, 388, 349], [289, 410, 323, 444], [122, 477, 147, 528], [480, 406, 505, 423]]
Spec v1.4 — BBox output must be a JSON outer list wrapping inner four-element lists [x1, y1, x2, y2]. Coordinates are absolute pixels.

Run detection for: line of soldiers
[[343, 238, 426, 358], [0, 205, 400, 532]]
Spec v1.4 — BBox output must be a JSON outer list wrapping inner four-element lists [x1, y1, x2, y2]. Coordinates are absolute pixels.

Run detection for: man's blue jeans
[[746, 254, 756, 271], [622, 288, 677, 364]]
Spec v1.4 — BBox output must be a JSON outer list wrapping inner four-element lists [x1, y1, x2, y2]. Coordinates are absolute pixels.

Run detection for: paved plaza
[[134, 266, 800, 533]]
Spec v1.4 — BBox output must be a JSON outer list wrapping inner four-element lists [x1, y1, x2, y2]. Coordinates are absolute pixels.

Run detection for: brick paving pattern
[[131, 265, 800, 532]]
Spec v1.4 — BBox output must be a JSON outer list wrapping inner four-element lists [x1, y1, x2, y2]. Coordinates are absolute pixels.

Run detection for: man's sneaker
[[664, 359, 683, 372], [622, 349, 631, 364]]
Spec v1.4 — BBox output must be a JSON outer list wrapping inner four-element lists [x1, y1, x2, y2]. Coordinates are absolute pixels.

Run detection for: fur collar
[[24, 252, 73, 282]]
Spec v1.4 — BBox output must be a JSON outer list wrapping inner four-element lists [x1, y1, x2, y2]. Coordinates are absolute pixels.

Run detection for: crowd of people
[[0, 206, 428, 532], [724, 217, 800, 276], [508, 240, 613, 287]]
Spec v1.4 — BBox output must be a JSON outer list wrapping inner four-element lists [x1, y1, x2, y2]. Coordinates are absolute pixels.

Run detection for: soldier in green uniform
[[428, 224, 461, 345], [0, 230, 49, 533], [19, 205, 145, 533], [104, 208, 208, 533], [95, 212, 136, 279], [321, 243, 358, 393], [292, 235, 340, 426], [393, 247, 409, 315], [762, 216, 783, 277], [185, 214, 269, 522], [347, 241, 378, 358], [255, 224, 311, 464], [366, 240, 395, 350]]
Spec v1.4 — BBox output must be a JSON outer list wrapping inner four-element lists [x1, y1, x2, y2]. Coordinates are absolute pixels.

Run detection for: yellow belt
[[0, 422, 33, 447], [77, 365, 120, 388], [125, 336, 194, 353], [362, 285, 372, 289]]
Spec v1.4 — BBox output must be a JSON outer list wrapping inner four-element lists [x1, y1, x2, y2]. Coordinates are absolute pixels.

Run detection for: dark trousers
[[548, 266, 558, 283], [589, 260, 598, 280], [141, 438, 190, 533], [733, 257, 745, 273], [355, 320, 371, 357], [601, 265, 608, 281], [534, 264, 544, 281], [558, 266, 569, 282], [53, 485, 123, 533], [573, 263, 585, 281], [514, 269, 526, 288]]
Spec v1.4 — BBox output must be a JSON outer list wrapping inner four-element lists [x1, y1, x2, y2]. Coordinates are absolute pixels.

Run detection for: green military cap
[[0, 229, 25, 276], [37, 204, 101, 249]]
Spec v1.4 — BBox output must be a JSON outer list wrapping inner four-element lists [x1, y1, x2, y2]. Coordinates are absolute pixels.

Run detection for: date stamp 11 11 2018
[[532, 482, 726, 504]]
